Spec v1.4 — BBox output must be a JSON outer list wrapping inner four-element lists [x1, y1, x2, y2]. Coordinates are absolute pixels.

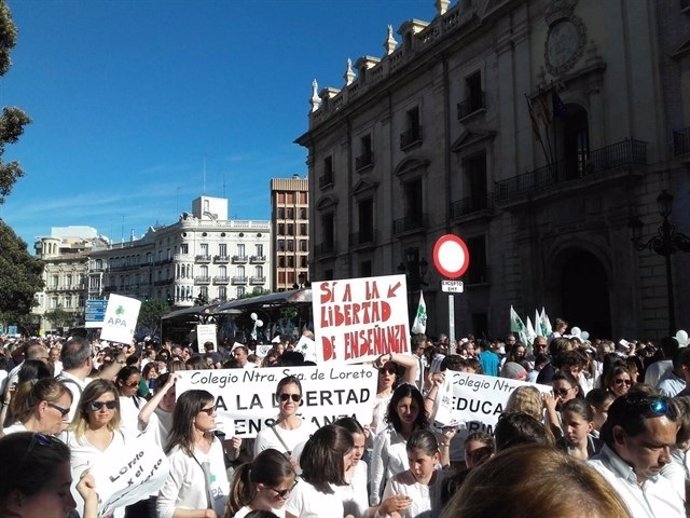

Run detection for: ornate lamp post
[[630, 190, 690, 334]]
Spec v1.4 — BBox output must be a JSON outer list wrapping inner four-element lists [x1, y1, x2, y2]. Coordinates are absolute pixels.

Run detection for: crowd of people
[[0, 321, 688, 518]]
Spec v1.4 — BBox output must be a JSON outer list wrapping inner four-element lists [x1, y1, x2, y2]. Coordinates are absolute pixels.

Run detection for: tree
[[43, 306, 76, 329], [0, 218, 44, 325], [0, 1, 30, 204], [137, 298, 171, 337]]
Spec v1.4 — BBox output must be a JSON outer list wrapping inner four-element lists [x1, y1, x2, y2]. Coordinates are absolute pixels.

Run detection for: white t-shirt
[[382, 469, 447, 518], [254, 419, 318, 457], [157, 439, 229, 518], [118, 394, 147, 441], [285, 478, 344, 518], [369, 427, 410, 505], [334, 461, 368, 518], [233, 505, 285, 518]]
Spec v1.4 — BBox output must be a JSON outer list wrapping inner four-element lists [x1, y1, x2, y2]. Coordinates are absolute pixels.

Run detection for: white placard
[[176, 364, 378, 438], [196, 324, 218, 352], [91, 435, 169, 517], [312, 274, 410, 363], [99, 294, 142, 345], [434, 370, 552, 434]]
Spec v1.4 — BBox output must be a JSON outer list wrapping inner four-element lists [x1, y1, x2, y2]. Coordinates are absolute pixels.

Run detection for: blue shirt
[[478, 350, 500, 377]]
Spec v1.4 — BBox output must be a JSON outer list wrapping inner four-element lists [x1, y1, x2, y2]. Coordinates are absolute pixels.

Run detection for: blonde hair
[[69, 379, 120, 442], [505, 386, 543, 422], [442, 445, 629, 518]]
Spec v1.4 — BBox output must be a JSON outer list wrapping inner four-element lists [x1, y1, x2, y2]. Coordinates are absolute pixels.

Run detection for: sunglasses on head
[[18, 433, 58, 472], [269, 480, 298, 498], [89, 400, 117, 411], [279, 393, 301, 402], [48, 403, 70, 417]]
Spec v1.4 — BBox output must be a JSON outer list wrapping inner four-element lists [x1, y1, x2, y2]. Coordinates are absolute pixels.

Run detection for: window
[[278, 256, 286, 268], [299, 239, 308, 252], [50, 297, 58, 309], [200, 265, 209, 278], [358, 199, 374, 243], [461, 71, 484, 117], [321, 156, 334, 187], [277, 207, 285, 219], [300, 256, 308, 268], [65, 274, 72, 288], [278, 272, 286, 284], [287, 271, 295, 285], [237, 244, 245, 257], [287, 256, 295, 268], [287, 240, 295, 252], [218, 243, 227, 257], [466, 235, 488, 284], [299, 192, 307, 204], [286, 208, 294, 219], [463, 152, 488, 212], [277, 240, 285, 252], [356, 134, 373, 169], [219, 265, 227, 277], [299, 208, 307, 219], [64, 296, 72, 309], [361, 260, 372, 277], [255, 266, 263, 277], [404, 178, 424, 226], [219, 286, 227, 300], [237, 286, 245, 297], [52, 275, 59, 289], [199, 286, 208, 298], [321, 213, 335, 251], [287, 223, 294, 236], [300, 223, 307, 236], [200, 243, 209, 256], [278, 223, 285, 235], [238, 266, 245, 278], [401, 107, 421, 149], [277, 193, 285, 203], [286, 192, 294, 204]]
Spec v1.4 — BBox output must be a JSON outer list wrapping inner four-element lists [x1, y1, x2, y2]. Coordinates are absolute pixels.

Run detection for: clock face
[[545, 17, 585, 75]]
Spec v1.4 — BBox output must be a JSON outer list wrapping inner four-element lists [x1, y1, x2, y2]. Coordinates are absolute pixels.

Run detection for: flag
[[537, 88, 552, 125], [535, 309, 543, 338], [552, 90, 567, 121], [525, 317, 538, 345], [526, 95, 545, 145], [540, 307, 552, 336], [510, 306, 528, 344], [411, 292, 427, 334]]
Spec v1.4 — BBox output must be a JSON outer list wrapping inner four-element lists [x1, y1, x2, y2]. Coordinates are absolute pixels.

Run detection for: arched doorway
[[559, 249, 611, 339]]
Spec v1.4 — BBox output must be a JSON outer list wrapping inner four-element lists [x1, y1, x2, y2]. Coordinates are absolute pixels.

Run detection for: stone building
[[296, 0, 690, 340], [33, 226, 109, 333], [88, 195, 272, 307], [270, 175, 310, 291]]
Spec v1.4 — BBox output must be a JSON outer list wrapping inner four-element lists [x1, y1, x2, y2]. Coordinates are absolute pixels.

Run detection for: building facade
[[297, 0, 690, 340], [270, 175, 310, 291], [88, 196, 272, 307], [33, 226, 109, 333]]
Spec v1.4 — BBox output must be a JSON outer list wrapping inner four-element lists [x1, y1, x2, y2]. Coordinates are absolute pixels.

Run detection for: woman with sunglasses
[[604, 365, 634, 399], [224, 448, 297, 518], [254, 376, 318, 457], [371, 353, 419, 438], [544, 372, 583, 439], [2, 377, 72, 436], [157, 389, 229, 518], [115, 366, 147, 440]]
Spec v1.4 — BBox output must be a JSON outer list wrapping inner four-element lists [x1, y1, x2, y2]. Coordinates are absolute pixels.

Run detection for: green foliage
[[0, 218, 44, 324], [0, 2, 30, 204], [236, 287, 268, 301], [43, 306, 76, 328], [138, 298, 170, 336]]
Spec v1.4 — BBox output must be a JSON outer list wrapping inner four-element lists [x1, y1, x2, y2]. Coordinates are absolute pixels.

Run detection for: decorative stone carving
[[344, 58, 355, 86], [384, 24, 397, 55], [435, 0, 450, 16], [544, 14, 586, 76], [310, 79, 321, 113]]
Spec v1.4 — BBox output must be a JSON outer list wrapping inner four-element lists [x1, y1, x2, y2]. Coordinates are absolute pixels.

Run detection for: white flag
[[510, 305, 527, 344], [525, 316, 537, 345], [541, 307, 552, 336], [411, 292, 427, 334]]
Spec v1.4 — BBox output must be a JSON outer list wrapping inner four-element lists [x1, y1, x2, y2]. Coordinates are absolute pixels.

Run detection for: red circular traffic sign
[[432, 234, 470, 279]]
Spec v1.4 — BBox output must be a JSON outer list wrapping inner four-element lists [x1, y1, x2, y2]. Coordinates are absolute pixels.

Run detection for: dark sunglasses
[[614, 379, 633, 386], [279, 393, 301, 402], [89, 400, 117, 411], [379, 366, 397, 375], [199, 406, 216, 415], [48, 403, 70, 417], [269, 480, 298, 498], [554, 388, 573, 397]]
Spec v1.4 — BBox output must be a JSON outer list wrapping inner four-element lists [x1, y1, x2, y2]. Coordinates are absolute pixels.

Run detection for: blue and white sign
[[85, 299, 108, 328]]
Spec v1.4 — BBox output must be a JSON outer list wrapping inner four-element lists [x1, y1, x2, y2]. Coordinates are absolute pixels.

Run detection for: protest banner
[[196, 323, 218, 351], [90, 435, 169, 517], [99, 294, 141, 344], [176, 364, 378, 438], [433, 370, 551, 436], [312, 274, 410, 363]]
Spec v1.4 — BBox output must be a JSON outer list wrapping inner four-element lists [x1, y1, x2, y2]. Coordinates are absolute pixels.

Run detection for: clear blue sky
[[0, 0, 434, 249]]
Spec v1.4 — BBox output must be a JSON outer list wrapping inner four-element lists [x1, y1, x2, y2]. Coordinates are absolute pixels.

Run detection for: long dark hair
[[300, 424, 353, 493], [165, 389, 214, 455], [385, 383, 429, 433]]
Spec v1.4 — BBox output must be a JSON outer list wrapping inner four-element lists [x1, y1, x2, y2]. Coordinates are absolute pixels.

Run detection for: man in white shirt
[[588, 392, 685, 518]]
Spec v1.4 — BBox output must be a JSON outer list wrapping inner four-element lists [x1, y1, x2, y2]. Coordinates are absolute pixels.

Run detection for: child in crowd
[[584, 388, 614, 438], [557, 398, 597, 460]]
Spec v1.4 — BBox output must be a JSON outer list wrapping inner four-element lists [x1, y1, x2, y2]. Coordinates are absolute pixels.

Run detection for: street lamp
[[629, 190, 690, 334]]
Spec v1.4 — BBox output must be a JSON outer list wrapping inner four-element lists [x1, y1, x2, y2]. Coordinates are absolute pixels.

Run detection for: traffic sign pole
[[448, 294, 456, 354]]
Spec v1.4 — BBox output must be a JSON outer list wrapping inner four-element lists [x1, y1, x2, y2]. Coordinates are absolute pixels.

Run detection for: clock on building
[[545, 17, 586, 76]]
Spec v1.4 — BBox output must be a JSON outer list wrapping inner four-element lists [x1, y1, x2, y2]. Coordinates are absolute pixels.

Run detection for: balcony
[[249, 276, 266, 285], [349, 230, 377, 249], [457, 92, 486, 120], [673, 127, 690, 157], [154, 279, 172, 286], [232, 255, 248, 264], [393, 214, 429, 236], [495, 138, 648, 203], [195, 255, 212, 263], [214, 255, 230, 264], [194, 276, 211, 285], [213, 276, 230, 285], [451, 195, 491, 219], [315, 241, 336, 259], [355, 151, 374, 171], [319, 172, 334, 189], [231, 276, 248, 285], [249, 255, 266, 264], [400, 127, 423, 150]]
